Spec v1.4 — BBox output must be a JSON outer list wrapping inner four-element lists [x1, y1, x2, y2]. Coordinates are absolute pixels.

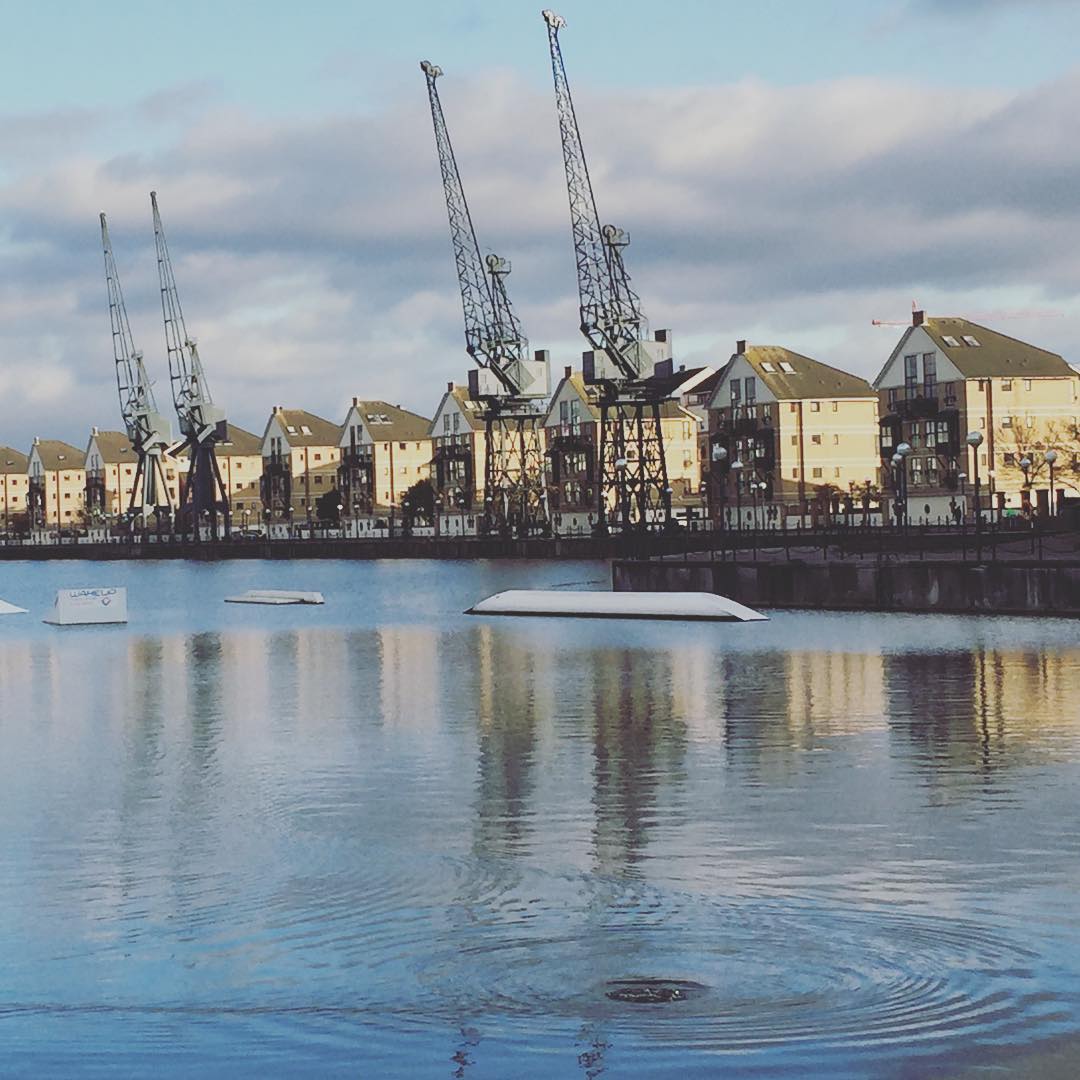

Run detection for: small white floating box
[[0, 598, 28, 616], [225, 589, 325, 606], [466, 590, 767, 622], [44, 587, 127, 626]]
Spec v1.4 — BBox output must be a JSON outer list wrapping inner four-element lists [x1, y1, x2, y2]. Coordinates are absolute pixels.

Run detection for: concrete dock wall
[[612, 558, 1080, 617]]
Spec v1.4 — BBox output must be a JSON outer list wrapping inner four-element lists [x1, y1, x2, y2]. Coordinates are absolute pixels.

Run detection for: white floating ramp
[[44, 587, 127, 626], [0, 598, 28, 616], [466, 590, 767, 622], [225, 590, 325, 606]]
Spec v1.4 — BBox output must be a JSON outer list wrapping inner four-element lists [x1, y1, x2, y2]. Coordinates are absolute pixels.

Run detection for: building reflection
[[585, 646, 688, 876], [885, 647, 1080, 787]]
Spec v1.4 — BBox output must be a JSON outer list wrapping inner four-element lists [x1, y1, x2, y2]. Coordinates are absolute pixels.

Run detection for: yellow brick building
[[27, 438, 87, 529], [260, 408, 344, 527], [0, 447, 29, 534], [705, 343, 881, 527], [874, 313, 1080, 520]]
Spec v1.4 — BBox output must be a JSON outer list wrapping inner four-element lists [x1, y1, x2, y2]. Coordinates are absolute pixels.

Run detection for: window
[[790, 435, 798, 446], [832, 401, 838, 412], [944, 382, 956, 405], [923, 353, 937, 398], [1002, 415, 1012, 427], [443, 415, 450, 433], [834, 467, 841, 478], [910, 458, 923, 485], [811, 401, 821, 412], [904, 354, 918, 398], [1004, 452, 1016, 465], [1026, 415, 1035, 428], [399, 442, 406, 450], [833, 434, 840, 445], [452, 414, 460, 433], [779, 361, 796, 374], [314, 475, 323, 485], [1002, 380, 1012, 391], [962, 335, 980, 347], [730, 380, 741, 406], [942, 335, 961, 348], [812, 467, 822, 479], [888, 387, 899, 407], [1024, 379, 1032, 391], [313, 453, 321, 461], [760, 361, 776, 372], [926, 457, 939, 481], [744, 377, 756, 405], [300, 425, 313, 436], [792, 468, 800, 479], [811, 434, 822, 445], [789, 403, 798, 413]]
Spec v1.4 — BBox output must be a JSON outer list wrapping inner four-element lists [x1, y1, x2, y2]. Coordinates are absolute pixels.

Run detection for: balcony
[[733, 415, 759, 437], [895, 394, 940, 420]]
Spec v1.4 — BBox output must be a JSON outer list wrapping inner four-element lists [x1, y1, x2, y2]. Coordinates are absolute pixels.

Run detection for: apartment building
[[338, 399, 432, 520], [215, 424, 263, 525], [705, 342, 880, 526], [874, 313, 1080, 520], [429, 384, 486, 517], [0, 447, 29, 534], [27, 438, 87, 529], [260, 408, 344, 525]]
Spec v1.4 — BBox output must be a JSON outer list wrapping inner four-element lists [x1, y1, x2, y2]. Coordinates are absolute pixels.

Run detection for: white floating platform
[[44, 587, 127, 626], [466, 590, 767, 623], [225, 589, 325, 606], [0, 598, 28, 616]]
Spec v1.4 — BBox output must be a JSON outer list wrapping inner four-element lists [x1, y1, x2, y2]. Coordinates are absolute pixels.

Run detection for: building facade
[[260, 409, 344, 528], [338, 399, 432, 527], [0, 447, 29, 534], [706, 342, 881, 527], [428, 384, 486, 530], [27, 438, 87, 530], [873, 313, 1080, 521]]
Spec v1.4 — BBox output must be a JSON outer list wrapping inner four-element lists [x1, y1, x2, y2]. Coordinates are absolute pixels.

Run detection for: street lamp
[[1019, 455, 1032, 517], [966, 430, 984, 557], [1045, 449, 1058, 516], [711, 444, 728, 529], [730, 459, 744, 533]]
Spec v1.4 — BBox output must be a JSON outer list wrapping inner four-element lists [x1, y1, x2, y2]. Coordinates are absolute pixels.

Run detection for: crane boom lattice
[[100, 212, 174, 527], [151, 191, 230, 540], [421, 60, 549, 537], [542, 9, 672, 533]]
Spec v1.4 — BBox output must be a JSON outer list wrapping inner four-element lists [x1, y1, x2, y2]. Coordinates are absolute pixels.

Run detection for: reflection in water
[[2, 597, 1080, 1079]]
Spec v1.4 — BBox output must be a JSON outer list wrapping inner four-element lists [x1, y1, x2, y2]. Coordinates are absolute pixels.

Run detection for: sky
[[3, 0, 1080, 449]]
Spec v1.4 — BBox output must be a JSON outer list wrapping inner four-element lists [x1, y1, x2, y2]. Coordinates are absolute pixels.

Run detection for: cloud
[[2, 66, 1080, 452]]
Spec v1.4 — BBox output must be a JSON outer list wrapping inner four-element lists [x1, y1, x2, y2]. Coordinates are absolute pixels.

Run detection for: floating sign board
[[0, 599, 28, 616], [466, 589, 767, 622], [44, 587, 128, 626], [224, 590, 325, 606]]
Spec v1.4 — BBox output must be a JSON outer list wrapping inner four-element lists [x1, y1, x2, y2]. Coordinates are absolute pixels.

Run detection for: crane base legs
[[483, 411, 549, 539], [177, 441, 230, 541], [596, 398, 673, 535]]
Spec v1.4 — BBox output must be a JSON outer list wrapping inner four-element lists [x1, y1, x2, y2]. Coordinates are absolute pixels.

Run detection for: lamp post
[[967, 430, 984, 560], [711, 444, 728, 530], [730, 458, 744, 529], [895, 442, 911, 529], [890, 453, 903, 528], [1045, 449, 1058, 516]]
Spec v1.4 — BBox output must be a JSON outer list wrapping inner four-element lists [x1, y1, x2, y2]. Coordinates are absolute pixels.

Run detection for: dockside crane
[[542, 10, 673, 533], [100, 213, 175, 527], [151, 191, 230, 540], [421, 60, 550, 537]]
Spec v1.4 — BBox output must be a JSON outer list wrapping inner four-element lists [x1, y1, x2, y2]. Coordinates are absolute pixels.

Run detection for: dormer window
[[286, 426, 298, 435], [300, 425, 312, 436], [760, 362, 776, 373], [941, 335, 961, 347], [779, 361, 795, 374], [962, 335, 980, 347]]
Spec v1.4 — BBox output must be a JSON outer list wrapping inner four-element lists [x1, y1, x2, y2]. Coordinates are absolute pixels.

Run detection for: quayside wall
[[612, 558, 1080, 617]]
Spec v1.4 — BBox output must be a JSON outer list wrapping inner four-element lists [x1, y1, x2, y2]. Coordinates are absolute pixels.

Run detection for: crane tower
[[99, 213, 175, 529], [421, 60, 551, 538], [542, 9, 673, 533], [151, 191, 231, 540]]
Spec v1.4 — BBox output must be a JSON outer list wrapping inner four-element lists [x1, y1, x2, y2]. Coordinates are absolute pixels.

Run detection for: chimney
[[736, 339, 746, 355], [447, 381, 454, 392], [912, 310, 924, 327], [91, 426, 98, 436], [352, 396, 359, 407], [679, 364, 685, 372], [564, 365, 572, 378], [654, 329, 670, 343]]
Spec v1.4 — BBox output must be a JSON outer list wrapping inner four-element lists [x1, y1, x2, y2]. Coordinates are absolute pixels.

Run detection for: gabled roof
[[645, 365, 712, 399], [349, 400, 431, 442], [545, 371, 602, 424], [30, 439, 86, 471], [919, 318, 1074, 379], [721, 346, 876, 402], [0, 447, 28, 474], [87, 430, 136, 464], [219, 423, 262, 457], [431, 386, 486, 433], [269, 409, 343, 447]]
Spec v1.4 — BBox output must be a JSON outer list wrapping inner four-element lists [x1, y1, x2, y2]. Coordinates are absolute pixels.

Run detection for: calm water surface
[[1, 559, 1079, 1078]]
